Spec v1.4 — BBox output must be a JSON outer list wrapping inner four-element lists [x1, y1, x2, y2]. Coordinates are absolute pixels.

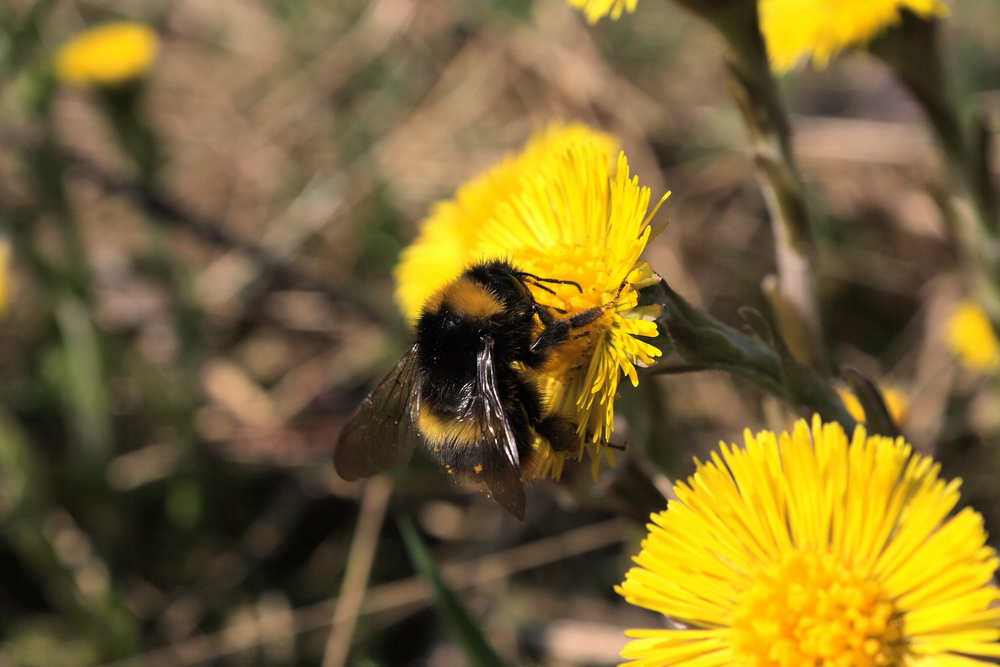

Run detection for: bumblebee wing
[[334, 344, 423, 480], [475, 339, 526, 520]]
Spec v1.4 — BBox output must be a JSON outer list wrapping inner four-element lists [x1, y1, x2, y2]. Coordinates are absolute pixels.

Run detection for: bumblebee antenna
[[518, 271, 584, 294]]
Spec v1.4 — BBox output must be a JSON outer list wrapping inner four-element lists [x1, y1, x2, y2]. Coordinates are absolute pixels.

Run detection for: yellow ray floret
[[760, 0, 949, 73], [55, 22, 159, 87], [395, 123, 619, 322], [565, 0, 638, 24], [838, 384, 910, 426], [0, 240, 10, 317], [947, 300, 1000, 373], [617, 416, 1000, 666]]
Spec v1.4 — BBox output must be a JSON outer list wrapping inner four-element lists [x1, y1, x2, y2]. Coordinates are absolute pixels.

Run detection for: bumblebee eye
[[487, 269, 531, 301]]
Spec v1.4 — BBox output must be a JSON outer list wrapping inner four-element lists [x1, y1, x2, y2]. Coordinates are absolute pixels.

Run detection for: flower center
[[731, 550, 907, 667], [519, 247, 614, 372]]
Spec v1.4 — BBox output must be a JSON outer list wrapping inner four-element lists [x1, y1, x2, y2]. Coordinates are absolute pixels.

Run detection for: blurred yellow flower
[[55, 22, 159, 87], [617, 417, 1000, 666], [760, 0, 949, 73], [0, 240, 10, 317], [395, 123, 666, 478], [838, 384, 910, 426], [565, 0, 637, 23], [947, 299, 1000, 373]]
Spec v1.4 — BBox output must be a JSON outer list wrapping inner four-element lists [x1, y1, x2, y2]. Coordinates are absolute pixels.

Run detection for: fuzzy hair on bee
[[334, 258, 615, 520]]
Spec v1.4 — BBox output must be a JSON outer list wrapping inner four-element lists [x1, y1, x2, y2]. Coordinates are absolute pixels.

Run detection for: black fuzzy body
[[415, 260, 553, 472], [335, 259, 604, 519]]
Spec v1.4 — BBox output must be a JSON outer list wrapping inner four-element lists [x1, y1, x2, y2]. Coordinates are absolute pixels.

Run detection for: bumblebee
[[334, 259, 613, 519]]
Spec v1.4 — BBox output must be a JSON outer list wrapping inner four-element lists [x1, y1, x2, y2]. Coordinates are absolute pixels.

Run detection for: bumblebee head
[[417, 260, 527, 324], [469, 260, 534, 307], [420, 259, 584, 324], [425, 260, 531, 324]]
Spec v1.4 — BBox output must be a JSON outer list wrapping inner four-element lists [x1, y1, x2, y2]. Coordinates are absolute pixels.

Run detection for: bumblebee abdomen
[[414, 321, 484, 401], [419, 386, 538, 475], [415, 405, 484, 448]]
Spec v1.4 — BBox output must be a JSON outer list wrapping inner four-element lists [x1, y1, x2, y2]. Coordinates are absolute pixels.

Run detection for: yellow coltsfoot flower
[[838, 384, 910, 426], [947, 299, 1000, 373], [395, 123, 666, 479], [760, 0, 949, 73], [0, 239, 10, 317], [395, 123, 618, 323], [565, 0, 638, 24], [618, 416, 1000, 666], [55, 21, 159, 87]]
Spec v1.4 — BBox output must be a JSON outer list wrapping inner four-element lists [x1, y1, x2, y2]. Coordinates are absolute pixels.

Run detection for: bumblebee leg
[[535, 414, 579, 454], [528, 317, 571, 359], [528, 302, 604, 359], [511, 376, 579, 455], [528, 278, 632, 362], [533, 302, 558, 326]]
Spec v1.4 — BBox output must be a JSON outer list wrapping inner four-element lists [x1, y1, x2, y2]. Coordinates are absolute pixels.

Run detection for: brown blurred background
[[2, 0, 1000, 664]]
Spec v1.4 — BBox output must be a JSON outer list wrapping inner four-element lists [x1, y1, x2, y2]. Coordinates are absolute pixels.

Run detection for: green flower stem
[[100, 84, 160, 181], [99, 84, 201, 446], [0, 411, 139, 659], [671, 0, 827, 373], [873, 14, 998, 228], [645, 278, 861, 433], [14, 75, 118, 460], [686, 1, 793, 163], [872, 14, 1000, 319], [24, 127, 93, 300], [398, 514, 507, 667], [0, 0, 58, 77], [52, 296, 113, 459]]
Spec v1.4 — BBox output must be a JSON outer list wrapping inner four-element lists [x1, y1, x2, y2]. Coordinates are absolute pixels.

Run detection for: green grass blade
[[397, 515, 508, 667]]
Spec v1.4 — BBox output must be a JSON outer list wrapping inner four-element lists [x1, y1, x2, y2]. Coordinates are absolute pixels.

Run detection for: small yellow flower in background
[[947, 299, 1000, 373], [0, 240, 11, 317], [838, 384, 910, 426], [55, 22, 159, 87], [617, 416, 1000, 666], [760, 0, 949, 74], [395, 122, 666, 478], [566, 0, 638, 24]]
